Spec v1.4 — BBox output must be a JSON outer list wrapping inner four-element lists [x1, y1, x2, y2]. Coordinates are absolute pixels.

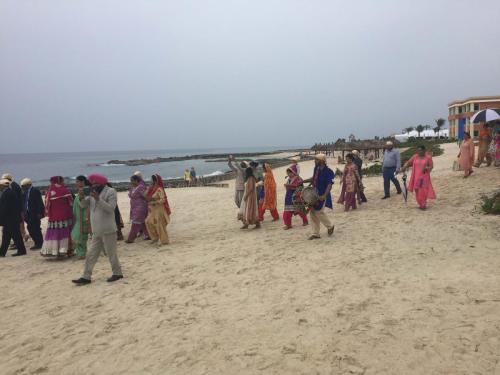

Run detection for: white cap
[[0, 179, 10, 186], [1, 173, 13, 181], [315, 153, 327, 161], [20, 178, 32, 186], [133, 171, 143, 179], [352, 150, 360, 155], [386, 141, 393, 146]]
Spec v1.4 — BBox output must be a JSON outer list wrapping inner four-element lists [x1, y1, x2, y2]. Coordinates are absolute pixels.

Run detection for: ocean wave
[[202, 170, 225, 177]]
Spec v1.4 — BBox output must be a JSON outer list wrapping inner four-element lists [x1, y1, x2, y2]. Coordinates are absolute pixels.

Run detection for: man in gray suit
[[72, 173, 123, 285]]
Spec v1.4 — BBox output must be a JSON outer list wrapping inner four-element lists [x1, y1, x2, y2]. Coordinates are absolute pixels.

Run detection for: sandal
[[327, 226, 335, 236]]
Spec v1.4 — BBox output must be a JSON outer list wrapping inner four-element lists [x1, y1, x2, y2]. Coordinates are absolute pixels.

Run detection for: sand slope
[[1, 143, 500, 374]]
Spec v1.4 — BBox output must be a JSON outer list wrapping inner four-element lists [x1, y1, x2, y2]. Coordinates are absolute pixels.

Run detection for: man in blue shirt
[[304, 154, 335, 240], [381, 141, 402, 199]]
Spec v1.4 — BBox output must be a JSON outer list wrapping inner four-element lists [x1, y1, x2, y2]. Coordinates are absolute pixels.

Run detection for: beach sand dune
[[1, 143, 499, 374]]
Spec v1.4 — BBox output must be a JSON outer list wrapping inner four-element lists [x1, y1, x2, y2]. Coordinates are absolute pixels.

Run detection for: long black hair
[[245, 167, 254, 181], [76, 175, 90, 186]]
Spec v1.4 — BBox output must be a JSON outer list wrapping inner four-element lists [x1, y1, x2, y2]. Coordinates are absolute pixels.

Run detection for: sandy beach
[[1, 143, 499, 375]]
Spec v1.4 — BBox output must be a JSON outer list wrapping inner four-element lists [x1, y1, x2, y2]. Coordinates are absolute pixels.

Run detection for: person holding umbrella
[[401, 145, 436, 210]]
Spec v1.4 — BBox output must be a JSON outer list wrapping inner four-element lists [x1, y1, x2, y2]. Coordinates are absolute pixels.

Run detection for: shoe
[[328, 226, 335, 236], [308, 235, 321, 240], [381, 196, 390, 199], [107, 275, 124, 283], [397, 191, 402, 195], [72, 278, 91, 285], [12, 252, 27, 257], [124, 240, 134, 244], [30, 245, 42, 250]]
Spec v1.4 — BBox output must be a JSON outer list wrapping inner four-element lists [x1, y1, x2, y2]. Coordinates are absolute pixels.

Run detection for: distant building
[[448, 95, 500, 139]]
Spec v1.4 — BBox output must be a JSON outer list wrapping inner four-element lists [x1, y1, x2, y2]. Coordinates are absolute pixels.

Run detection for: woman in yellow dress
[[145, 174, 172, 245]]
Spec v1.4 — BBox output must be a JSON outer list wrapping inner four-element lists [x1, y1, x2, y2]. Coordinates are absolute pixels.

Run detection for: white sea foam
[[202, 170, 224, 177]]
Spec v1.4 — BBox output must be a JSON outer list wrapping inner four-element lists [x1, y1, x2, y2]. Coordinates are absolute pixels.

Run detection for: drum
[[301, 186, 319, 206]]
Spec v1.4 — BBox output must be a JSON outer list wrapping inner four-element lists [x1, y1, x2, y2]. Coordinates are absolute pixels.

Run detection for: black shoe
[[30, 245, 42, 250], [72, 278, 91, 285], [397, 191, 402, 195], [12, 252, 26, 257], [107, 275, 124, 283], [381, 196, 390, 199]]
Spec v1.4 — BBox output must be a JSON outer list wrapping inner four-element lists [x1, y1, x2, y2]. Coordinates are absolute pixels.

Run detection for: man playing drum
[[303, 154, 335, 240]]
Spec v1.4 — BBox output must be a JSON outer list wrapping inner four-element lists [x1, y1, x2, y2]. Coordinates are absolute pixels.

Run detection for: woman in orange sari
[[258, 163, 279, 221], [458, 132, 475, 178], [145, 174, 172, 245]]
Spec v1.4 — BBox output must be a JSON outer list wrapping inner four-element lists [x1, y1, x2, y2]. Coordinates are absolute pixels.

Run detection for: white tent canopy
[[394, 129, 449, 142]]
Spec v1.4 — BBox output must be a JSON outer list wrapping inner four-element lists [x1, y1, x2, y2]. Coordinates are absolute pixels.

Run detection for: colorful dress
[[127, 180, 149, 242], [458, 139, 475, 174], [338, 163, 362, 211], [71, 195, 90, 257], [283, 172, 308, 227], [407, 154, 436, 209], [41, 177, 73, 257], [259, 165, 279, 221], [238, 176, 259, 225], [495, 133, 500, 166], [145, 175, 171, 245]]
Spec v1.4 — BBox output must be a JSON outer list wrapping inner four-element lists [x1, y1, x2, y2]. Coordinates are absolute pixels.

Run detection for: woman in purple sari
[[125, 174, 149, 243]]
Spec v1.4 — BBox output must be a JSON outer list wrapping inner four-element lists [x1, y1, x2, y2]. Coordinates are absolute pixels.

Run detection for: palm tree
[[404, 126, 414, 134], [416, 124, 425, 138], [434, 118, 446, 137]]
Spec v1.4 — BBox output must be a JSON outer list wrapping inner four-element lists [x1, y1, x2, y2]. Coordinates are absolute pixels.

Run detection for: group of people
[[183, 167, 197, 186], [458, 125, 500, 178], [228, 154, 336, 240], [0, 171, 172, 285]]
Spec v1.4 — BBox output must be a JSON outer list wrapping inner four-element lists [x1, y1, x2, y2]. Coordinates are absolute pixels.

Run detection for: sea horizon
[[0, 145, 307, 186]]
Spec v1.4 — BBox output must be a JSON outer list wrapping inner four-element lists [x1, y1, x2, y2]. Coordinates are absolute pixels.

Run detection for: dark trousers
[[26, 217, 44, 247], [0, 223, 26, 256], [383, 167, 402, 197]]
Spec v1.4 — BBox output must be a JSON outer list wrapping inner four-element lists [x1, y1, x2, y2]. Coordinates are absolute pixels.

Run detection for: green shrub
[[480, 191, 500, 215], [361, 163, 383, 176], [400, 141, 444, 164]]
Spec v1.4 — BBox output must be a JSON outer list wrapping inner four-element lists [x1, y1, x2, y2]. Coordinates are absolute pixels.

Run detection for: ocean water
[[0, 147, 293, 186]]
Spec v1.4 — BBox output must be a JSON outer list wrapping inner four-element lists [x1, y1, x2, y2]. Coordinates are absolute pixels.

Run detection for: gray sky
[[1, 0, 500, 153]]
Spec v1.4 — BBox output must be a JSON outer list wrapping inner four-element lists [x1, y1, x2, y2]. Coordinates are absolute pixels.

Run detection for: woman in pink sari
[[402, 145, 436, 210], [458, 132, 475, 178], [337, 154, 363, 211], [41, 176, 74, 257]]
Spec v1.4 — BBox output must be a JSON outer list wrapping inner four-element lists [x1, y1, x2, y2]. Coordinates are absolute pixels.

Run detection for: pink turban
[[88, 173, 108, 185]]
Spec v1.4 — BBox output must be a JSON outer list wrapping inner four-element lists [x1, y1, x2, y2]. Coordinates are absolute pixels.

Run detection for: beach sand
[[1, 143, 500, 374]]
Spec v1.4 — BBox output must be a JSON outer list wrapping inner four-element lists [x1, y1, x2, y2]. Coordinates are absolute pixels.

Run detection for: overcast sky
[[1, 0, 499, 153]]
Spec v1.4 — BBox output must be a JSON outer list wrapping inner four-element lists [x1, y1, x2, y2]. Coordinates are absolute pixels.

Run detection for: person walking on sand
[[303, 154, 335, 240], [20, 178, 45, 250], [145, 174, 172, 246], [238, 167, 261, 229], [41, 176, 74, 258], [458, 132, 475, 178], [126, 174, 149, 243], [183, 169, 191, 187], [402, 145, 436, 210], [71, 176, 91, 259], [72, 173, 123, 285], [381, 141, 402, 199], [338, 153, 363, 212], [475, 124, 492, 167], [228, 156, 247, 208], [351, 150, 367, 203], [283, 167, 308, 229], [259, 163, 280, 222], [0, 178, 27, 257], [190, 167, 197, 186]]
